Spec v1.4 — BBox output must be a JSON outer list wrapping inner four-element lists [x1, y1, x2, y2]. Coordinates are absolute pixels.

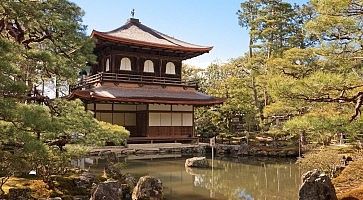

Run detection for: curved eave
[[91, 31, 213, 54], [68, 90, 224, 106]]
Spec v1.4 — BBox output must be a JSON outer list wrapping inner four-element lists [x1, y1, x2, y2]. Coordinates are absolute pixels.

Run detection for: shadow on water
[[76, 155, 301, 200]]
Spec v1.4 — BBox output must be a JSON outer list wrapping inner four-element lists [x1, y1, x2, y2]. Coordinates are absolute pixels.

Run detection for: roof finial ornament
[[131, 9, 135, 18]]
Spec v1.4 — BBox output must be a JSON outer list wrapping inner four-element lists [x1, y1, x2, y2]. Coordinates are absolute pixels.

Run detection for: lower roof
[[68, 85, 224, 106]]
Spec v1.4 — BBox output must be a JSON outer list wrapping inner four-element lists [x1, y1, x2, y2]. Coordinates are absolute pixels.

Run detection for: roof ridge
[[105, 19, 210, 48], [105, 22, 131, 33], [91, 18, 213, 56], [150, 28, 207, 48], [135, 22, 209, 48]]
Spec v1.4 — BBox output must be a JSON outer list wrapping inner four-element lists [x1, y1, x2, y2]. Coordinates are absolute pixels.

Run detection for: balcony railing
[[73, 72, 197, 90]]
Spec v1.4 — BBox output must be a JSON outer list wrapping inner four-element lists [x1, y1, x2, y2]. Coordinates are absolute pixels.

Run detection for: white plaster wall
[[171, 113, 182, 126], [99, 113, 113, 124], [95, 112, 101, 121], [113, 113, 125, 126], [149, 113, 161, 126], [96, 104, 112, 110], [102, 113, 113, 123], [182, 113, 193, 126], [114, 104, 137, 111], [149, 104, 171, 111], [172, 105, 193, 111], [160, 113, 172, 126], [87, 103, 94, 110], [136, 104, 147, 111]]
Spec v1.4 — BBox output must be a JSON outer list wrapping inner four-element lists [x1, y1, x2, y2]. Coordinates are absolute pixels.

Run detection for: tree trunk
[[249, 34, 264, 126], [55, 77, 59, 98]]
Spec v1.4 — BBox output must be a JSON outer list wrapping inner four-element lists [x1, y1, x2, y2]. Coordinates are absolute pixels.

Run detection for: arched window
[[144, 60, 154, 73], [105, 58, 110, 72], [165, 62, 176, 74], [120, 57, 132, 71]]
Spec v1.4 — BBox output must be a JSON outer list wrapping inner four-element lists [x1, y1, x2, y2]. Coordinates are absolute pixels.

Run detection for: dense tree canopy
[[0, 0, 128, 192], [266, 0, 363, 143], [190, 0, 363, 145]]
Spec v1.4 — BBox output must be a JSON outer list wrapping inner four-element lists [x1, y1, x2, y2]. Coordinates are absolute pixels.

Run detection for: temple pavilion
[[69, 18, 223, 143]]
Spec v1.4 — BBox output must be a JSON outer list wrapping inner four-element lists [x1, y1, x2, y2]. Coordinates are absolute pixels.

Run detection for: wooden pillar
[[93, 103, 96, 118], [192, 105, 195, 137], [146, 104, 149, 137], [136, 57, 140, 73], [111, 103, 114, 124], [160, 59, 163, 77], [171, 104, 174, 137]]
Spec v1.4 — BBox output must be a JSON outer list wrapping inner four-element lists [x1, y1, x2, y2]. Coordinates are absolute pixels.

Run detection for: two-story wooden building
[[69, 18, 223, 143]]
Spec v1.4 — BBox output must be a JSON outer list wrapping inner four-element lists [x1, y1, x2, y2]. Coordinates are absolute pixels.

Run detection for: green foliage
[[237, 0, 316, 56], [188, 0, 363, 145], [188, 60, 260, 138], [105, 162, 128, 181], [298, 149, 341, 177], [283, 106, 349, 145], [235, 0, 316, 134], [195, 108, 221, 138], [0, 0, 128, 192], [0, 151, 30, 195], [182, 64, 205, 91], [265, 0, 363, 144], [85, 121, 129, 146]]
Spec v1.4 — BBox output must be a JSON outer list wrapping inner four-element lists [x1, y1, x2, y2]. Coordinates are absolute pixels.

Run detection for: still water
[[82, 156, 301, 200]]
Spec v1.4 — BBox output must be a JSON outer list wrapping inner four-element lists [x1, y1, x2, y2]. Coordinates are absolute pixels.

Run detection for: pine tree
[[266, 0, 363, 144], [0, 0, 129, 191]]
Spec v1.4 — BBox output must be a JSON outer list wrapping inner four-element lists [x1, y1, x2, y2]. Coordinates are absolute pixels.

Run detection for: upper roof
[[91, 18, 213, 55]]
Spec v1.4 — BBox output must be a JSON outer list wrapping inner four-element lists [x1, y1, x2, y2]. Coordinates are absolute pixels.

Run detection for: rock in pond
[[185, 157, 209, 168], [299, 169, 337, 200], [132, 176, 163, 200], [120, 174, 138, 200], [90, 180, 123, 200]]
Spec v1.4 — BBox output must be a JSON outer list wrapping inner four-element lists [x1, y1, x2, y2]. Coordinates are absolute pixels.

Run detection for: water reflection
[[184, 158, 300, 200], [76, 156, 300, 200]]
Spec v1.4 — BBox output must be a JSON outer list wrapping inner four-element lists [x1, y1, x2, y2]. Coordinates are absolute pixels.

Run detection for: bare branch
[[350, 93, 363, 121]]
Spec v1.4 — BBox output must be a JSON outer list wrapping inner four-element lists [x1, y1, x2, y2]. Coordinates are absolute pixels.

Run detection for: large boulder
[[77, 172, 96, 189], [185, 157, 209, 168], [299, 169, 338, 200], [120, 174, 138, 200], [132, 176, 163, 200], [90, 180, 123, 200]]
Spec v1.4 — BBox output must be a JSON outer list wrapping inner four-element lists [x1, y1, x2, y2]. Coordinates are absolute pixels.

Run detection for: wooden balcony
[[72, 72, 197, 90]]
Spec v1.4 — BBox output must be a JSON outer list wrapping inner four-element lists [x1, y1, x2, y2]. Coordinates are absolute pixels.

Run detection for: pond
[[80, 156, 301, 200]]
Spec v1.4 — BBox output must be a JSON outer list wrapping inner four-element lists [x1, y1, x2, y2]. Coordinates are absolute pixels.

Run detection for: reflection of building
[[69, 18, 223, 143]]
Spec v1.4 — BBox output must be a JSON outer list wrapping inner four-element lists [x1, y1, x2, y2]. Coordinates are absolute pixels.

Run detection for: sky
[[71, 0, 308, 68]]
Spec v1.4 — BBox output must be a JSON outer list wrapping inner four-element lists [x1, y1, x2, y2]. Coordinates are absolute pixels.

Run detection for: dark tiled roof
[[91, 18, 213, 53], [69, 85, 224, 106]]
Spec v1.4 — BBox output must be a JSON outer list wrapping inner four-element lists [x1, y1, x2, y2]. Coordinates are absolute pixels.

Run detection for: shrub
[[297, 149, 341, 177]]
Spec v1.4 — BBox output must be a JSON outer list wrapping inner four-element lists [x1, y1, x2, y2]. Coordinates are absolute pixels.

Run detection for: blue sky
[[71, 0, 308, 68]]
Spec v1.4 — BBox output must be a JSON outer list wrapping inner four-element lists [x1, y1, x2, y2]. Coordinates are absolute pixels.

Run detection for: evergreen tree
[[0, 0, 129, 192], [236, 0, 315, 129], [266, 0, 363, 144]]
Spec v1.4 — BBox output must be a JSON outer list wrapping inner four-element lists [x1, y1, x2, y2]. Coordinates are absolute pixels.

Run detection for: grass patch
[[338, 185, 363, 200], [298, 149, 341, 176], [333, 158, 363, 200], [2, 177, 52, 198]]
